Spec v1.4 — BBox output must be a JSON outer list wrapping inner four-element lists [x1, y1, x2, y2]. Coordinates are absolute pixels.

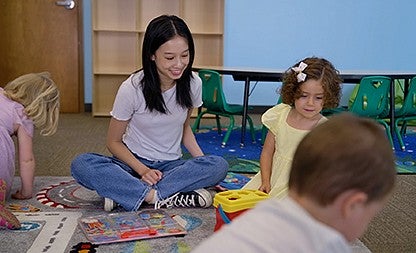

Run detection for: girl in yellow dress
[[243, 57, 342, 198]]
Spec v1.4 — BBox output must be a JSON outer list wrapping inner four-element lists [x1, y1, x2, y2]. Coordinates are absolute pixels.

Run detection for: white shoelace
[[174, 194, 197, 207], [155, 192, 200, 209]]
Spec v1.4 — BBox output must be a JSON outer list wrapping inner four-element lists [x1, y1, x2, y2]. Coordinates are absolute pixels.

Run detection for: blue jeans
[[71, 153, 228, 211]]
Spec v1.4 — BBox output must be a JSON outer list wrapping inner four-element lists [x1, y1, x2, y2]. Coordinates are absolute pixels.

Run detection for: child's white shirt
[[192, 196, 351, 253]]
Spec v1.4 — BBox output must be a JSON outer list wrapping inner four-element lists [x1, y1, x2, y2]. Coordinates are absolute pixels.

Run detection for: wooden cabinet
[[92, 0, 224, 116]]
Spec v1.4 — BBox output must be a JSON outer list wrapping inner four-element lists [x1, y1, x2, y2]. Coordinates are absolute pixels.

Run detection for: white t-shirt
[[110, 70, 202, 161], [192, 197, 351, 253]]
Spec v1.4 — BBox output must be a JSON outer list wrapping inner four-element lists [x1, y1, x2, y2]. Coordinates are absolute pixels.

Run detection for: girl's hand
[[11, 190, 32, 200], [258, 183, 271, 194], [142, 169, 163, 186]]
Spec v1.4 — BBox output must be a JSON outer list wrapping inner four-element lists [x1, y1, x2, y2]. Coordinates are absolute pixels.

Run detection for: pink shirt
[[0, 88, 34, 197]]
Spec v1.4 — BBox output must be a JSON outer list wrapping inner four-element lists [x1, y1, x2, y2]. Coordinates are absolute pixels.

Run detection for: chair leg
[[398, 117, 416, 150], [394, 119, 406, 151], [192, 112, 206, 133], [385, 127, 394, 151], [195, 107, 202, 130], [246, 115, 256, 143], [215, 115, 222, 135], [400, 120, 408, 137], [221, 116, 235, 147], [378, 120, 394, 150]]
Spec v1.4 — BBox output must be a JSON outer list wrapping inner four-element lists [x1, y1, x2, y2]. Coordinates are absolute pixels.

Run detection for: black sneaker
[[155, 189, 212, 209]]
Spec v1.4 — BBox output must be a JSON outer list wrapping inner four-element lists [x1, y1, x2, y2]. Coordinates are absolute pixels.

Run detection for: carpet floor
[[1, 177, 371, 253], [191, 127, 416, 174], [11, 113, 415, 252]]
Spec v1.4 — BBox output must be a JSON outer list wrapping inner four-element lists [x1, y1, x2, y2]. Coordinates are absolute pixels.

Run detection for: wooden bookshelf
[[91, 0, 224, 116]]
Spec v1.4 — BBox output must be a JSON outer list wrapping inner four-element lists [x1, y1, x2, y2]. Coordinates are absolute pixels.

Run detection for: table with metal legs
[[194, 66, 416, 147]]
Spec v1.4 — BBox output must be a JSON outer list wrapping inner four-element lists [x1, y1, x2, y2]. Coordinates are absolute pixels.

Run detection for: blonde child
[[193, 113, 396, 252], [243, 57, 342, 198], [0, 72, 60, 229]]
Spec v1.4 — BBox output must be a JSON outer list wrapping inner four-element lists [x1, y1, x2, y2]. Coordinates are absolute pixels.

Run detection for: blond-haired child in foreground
[[193, 113, 396, 253], [0, 72, 59, 229]]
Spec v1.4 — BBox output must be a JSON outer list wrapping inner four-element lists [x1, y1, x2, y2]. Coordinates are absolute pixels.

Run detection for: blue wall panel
[[224, 0, 416, 105]]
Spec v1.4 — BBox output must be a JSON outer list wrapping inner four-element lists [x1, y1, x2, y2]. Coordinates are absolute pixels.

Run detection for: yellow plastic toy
[[214, 189, 269, 212], [213, 189, 269, 231]]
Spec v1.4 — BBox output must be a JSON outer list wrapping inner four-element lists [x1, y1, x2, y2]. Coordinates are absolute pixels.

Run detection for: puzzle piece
[[7, 204, 41, 212]]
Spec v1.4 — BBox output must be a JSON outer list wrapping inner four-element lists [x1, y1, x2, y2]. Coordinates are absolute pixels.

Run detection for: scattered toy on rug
[[0, 204, 21, 230], [70, 242, 99, 253], [0, 179, 21, 229], [7, 203, 41, 212], [212, 189, 269, 231], [78, 210, 187, 244]]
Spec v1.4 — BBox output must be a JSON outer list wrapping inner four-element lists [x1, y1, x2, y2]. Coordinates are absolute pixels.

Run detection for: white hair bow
[[291, 61, 308, 82]]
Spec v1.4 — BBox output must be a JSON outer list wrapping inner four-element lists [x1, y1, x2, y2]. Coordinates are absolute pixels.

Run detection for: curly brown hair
[[280, 57, 342, 109]]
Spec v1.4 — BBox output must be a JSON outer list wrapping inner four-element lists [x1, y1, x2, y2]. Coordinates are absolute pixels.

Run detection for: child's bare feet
[[0, 205, 21, 230]]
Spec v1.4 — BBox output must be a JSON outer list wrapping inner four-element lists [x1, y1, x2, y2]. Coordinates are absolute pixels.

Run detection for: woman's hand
[[11, 190, 32, 200], [141, 169, 163, 186]]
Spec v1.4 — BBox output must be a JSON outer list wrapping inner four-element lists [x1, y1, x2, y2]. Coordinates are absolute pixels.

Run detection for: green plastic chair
[[348, 76, 394, 148], [392, 77, 416, 150], [192, 69, 256, 147], [349, 79, 405, 109]]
